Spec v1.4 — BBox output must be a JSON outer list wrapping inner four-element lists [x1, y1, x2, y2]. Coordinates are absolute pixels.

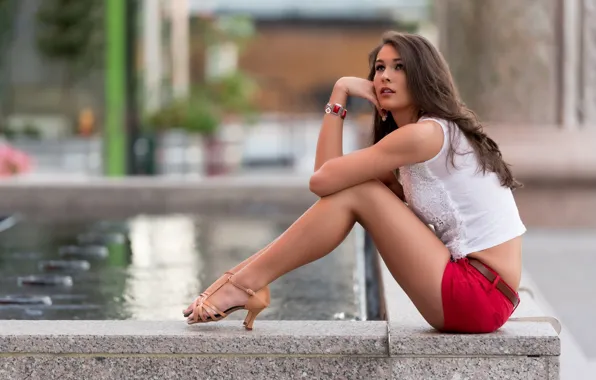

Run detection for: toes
[[182, 299, 199, 316], [186, 310, 196, 322]]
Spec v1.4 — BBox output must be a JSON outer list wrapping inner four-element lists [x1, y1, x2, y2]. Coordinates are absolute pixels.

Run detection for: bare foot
[[187, 282, 250, 322]]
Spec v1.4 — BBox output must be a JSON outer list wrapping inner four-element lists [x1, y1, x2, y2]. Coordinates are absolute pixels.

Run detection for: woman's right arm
[[313, 78, 402, 198], [313, 83, 349, 171], [314, 77, 382, 171]]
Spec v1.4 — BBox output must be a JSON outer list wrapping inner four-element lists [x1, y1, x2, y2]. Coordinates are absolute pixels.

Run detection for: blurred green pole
[[104, 0, 127, 176]]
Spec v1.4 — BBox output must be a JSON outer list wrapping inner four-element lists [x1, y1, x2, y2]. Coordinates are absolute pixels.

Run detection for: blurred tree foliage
[[35, 0, 103, 99], [147, 15, 259, 136], [147, 73, 259, 135]]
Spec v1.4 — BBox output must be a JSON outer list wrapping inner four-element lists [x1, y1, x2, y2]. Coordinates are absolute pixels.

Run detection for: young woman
[[183, 31, 526, 334]]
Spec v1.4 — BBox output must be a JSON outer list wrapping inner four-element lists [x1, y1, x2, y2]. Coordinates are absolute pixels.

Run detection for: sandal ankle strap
[[228, 276, 256, 296]]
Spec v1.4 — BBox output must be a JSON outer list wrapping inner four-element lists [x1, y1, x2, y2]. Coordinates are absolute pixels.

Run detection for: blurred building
[[3, 0, 594, 131], [436, 0, 595, 128], [189, 0, 430, 114]]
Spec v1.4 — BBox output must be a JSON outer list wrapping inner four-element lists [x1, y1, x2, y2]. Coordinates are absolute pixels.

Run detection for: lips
[[379, 87, 395, 95]]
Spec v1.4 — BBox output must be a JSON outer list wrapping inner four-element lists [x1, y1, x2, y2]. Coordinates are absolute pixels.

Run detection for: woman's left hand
[[334, 77, 384, 115]]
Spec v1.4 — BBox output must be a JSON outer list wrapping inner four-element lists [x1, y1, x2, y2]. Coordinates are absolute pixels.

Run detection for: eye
[[395, 63, 404, 71], [375, 65, 385, 72]]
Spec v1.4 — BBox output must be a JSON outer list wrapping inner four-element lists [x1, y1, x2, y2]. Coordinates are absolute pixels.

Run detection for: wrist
[[330, 84, 348, 105], [324, 102, 347, 119], [333, 79, 349, 95]]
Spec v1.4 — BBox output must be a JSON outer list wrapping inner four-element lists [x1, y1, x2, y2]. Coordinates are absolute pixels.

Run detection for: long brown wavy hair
[[369, 31, 521, 190]]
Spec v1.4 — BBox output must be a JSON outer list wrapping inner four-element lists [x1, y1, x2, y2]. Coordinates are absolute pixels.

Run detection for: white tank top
[[396, 116, 526, 260]]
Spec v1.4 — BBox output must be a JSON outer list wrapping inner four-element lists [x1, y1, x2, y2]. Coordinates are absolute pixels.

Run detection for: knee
[[320, 180, 386, 203], [344, 179, 387, 195]]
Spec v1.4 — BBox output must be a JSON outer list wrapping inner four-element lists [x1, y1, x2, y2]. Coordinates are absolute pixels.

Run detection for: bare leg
[[187, 180, 451, 329], [226, 239, 277, 274]]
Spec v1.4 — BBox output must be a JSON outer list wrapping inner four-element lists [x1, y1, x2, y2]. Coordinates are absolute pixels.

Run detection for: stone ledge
[[392, 356, 557, 380], [0, 316, 560, 380], [0, 318, 558, 357], [0, 356, 393, 380], [388, 323, 558, 356], [0, 356, 557, 380], [0, 176, 317, 220], [379, 258, 560, 356], [2, 176, 596, 228], [379, 256, 560, 379], [0, 320, 387, 356]]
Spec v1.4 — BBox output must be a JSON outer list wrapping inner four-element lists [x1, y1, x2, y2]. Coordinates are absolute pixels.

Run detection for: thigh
[[344, 180, 451, 329]]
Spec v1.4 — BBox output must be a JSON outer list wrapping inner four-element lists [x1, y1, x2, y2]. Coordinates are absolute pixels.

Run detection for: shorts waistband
[[468, 258, 520, 309]]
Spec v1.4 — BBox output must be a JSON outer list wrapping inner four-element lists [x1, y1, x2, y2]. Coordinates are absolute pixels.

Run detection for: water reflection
[[125, 215, 202, 320], [0, 213, 361, 321]]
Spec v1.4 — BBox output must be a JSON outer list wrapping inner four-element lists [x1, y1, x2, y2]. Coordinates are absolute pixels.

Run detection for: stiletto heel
[[187, 275, 270, 331], [243, 308, 264, 330], [243, 311, 253, 326]]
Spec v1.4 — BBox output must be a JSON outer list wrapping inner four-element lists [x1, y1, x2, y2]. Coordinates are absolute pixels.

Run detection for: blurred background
[[0, 0, 594, 379]]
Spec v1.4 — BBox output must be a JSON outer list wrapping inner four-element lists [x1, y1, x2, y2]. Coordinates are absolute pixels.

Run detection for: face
[[373, 44, 413, 112]]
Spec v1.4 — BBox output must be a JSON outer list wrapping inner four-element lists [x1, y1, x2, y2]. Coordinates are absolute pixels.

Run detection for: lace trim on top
[[399, 118, 468, 258], [400, 163, 467, 259]]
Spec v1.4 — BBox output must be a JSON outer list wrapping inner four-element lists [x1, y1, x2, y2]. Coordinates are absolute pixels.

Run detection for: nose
[[381, 70, 391, 82]]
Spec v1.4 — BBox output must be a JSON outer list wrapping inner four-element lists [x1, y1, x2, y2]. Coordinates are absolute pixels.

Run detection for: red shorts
[[441, 257, 519, 333]]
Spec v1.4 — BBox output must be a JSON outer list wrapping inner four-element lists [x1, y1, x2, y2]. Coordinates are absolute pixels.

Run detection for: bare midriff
[[467, 236, 523, 292]]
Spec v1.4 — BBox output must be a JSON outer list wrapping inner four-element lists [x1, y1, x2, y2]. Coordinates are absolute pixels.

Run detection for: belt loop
[[491, 274, 501, 290], [460, 257, 471, 273]]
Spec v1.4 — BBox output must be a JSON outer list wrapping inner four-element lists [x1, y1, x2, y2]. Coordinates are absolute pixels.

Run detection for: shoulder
[[417, 117, 451, 133], [384, 119, 444, 148], [403, 118, 445, 138], [374, 120, 445, 164]]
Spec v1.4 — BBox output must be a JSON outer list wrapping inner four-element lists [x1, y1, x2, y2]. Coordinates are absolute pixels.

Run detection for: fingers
[[367, 96, 387, 121], [365, 87, 384, 117], [366, 95, 381, 113]]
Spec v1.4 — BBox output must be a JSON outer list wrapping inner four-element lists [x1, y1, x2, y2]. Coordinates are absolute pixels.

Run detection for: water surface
[[0, 214, 361, 321]]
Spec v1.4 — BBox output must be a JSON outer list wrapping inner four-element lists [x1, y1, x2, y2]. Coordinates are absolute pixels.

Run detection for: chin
[[379, 102, 400, 111]]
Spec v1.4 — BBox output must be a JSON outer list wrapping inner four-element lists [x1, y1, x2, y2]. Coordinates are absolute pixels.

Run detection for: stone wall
[[583, 0, 596, 124], [437, 0, 560, 125]]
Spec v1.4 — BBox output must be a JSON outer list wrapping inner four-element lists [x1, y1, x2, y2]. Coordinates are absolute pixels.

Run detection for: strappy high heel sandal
[[187, 275, 270, 330], [183, 272, 270, 327], [183, 271, 234, 318]]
